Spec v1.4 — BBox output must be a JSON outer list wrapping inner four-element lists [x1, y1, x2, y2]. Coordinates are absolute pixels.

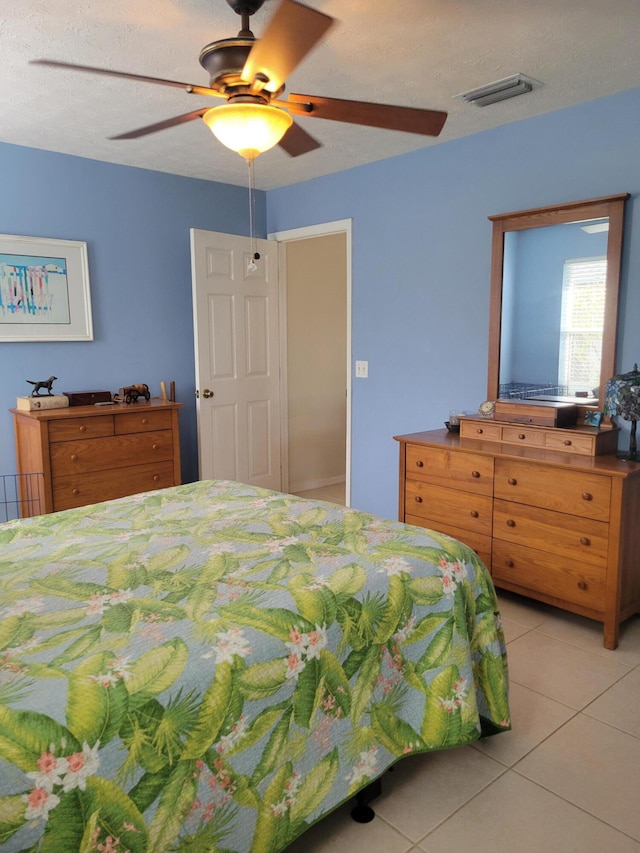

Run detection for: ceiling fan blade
[[30, 59, 222, 99], [242, 0, 334, 94], [109, 109, 209, 140], [278, 120, 322, 157], [284, 93, 448, 137]]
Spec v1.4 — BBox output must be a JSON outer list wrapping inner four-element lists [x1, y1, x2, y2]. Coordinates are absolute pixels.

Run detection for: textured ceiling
[[3, 0, 640, 190]]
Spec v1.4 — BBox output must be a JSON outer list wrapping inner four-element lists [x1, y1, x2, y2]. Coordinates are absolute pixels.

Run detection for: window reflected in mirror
[[558, 254, 606, 396]]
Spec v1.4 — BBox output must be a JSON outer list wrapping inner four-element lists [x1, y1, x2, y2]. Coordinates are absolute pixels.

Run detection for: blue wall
[[267, 87, 640, 519], [2, 87, 640, 522], [0, 143, 266, 484]]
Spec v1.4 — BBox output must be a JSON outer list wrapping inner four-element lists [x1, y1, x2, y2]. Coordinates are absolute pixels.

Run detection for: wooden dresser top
[[11, 398, 182, 422], [394, 428, 640, 479]]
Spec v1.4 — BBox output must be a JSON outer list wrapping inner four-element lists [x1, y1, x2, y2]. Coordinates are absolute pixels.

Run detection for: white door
[[191, 229, 281, 489]]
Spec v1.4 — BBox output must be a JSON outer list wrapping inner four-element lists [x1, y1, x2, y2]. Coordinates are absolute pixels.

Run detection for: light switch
[[355, 360, 368, 378]]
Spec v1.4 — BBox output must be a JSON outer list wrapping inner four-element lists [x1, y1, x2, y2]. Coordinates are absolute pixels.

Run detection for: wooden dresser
[[394, 427, 640, 649], [11, 399, 182, 515]]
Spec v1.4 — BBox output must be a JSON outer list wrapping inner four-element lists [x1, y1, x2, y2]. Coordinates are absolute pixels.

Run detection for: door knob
[[202, 389, 214, 399]]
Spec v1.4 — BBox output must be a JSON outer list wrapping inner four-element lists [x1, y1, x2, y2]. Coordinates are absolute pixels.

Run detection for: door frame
[[268, 219, 352, 507]]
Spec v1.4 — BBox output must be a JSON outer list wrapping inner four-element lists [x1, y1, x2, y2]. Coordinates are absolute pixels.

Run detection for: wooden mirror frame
[[487, 193, 629, 412]]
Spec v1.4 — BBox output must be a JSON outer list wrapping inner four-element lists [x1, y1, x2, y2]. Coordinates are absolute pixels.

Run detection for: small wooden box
[[63, 390, 112, 406], [494, 399, 578, 427]]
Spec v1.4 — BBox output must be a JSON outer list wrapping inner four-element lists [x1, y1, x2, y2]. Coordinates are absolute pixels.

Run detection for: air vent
[[456, 74, 541, 107]]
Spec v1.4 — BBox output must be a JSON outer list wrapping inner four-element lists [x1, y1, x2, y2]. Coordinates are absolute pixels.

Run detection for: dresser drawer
[[405, 481, 493, 536], [50, 430, 174, 476], [52, 461, 176, 511], [500, 425, 545, 447], [544, 430, 598, 455], [405, 443, 494, 494], [494, 459, 611, 521], [493, 499, 608, 566], [492, 540, 606, 613], [115, 409, 173, 434], [460, 419, 502, 441], [405, 515, 492, 569], [48, 416, 114, 442]]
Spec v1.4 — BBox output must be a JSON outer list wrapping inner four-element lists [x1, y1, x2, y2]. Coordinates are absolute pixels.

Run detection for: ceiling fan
[[32, 0, 448, 160]]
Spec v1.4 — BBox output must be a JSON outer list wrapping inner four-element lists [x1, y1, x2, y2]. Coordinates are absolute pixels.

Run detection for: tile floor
[[283, 495, 640, 852]]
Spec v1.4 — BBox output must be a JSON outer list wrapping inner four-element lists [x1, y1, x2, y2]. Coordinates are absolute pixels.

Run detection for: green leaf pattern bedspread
[[0, 480, 509, 852]]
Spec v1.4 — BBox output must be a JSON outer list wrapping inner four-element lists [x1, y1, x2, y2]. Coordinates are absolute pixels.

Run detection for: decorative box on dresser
[[394, 424, 640, 649], [11, 399, 182, 515]]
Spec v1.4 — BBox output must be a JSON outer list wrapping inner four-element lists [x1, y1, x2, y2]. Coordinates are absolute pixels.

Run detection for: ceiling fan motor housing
[[199, 37, 285, 99], [199, 37, 254, 90], [225, 0, 266, 14]]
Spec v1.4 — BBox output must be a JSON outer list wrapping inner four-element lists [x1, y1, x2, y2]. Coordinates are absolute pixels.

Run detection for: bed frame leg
[[350, 777, 382, 823]]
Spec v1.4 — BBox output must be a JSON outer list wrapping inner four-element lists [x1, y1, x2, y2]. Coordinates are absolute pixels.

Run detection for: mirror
[[487, 194, 628, 410]]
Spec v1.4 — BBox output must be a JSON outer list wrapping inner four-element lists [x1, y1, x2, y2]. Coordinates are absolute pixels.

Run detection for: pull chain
[[246, 156, 259, 273]]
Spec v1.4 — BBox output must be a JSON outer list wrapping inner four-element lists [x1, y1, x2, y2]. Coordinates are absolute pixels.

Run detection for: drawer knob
[[505, 559, 515, 568], [152, 443, 159, 451], [72, 488, 80, 495], [470, 510, 479, 518], [580, 537, 591, 546], [471, 470, 480, 478], [564, 439, 572, 446], [415, 460, 424, 468], [476, 428, 484, 434], [414, 496, 423, 503], [507, 477, 517, 486], [153, 474, 160, 482], [79, 425, 87, 433], [506, 519, 516, 527], [142, 418, 149, 424], [578, 581, 588, 590], [70, 454, 78, 462], [582, 492, 593, 502], [518, 433, 526, 440]]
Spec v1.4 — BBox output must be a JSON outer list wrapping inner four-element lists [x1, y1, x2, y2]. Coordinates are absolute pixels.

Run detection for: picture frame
[[0, 234, 93, 342], [584, 410, 603, 427]]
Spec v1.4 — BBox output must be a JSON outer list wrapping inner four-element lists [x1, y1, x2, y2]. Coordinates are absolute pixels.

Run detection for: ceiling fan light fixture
[[203, 102, 292, 159]]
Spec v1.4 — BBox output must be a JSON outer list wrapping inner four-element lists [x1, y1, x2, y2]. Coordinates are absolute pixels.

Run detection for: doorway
[[270, 219, 352, 507]]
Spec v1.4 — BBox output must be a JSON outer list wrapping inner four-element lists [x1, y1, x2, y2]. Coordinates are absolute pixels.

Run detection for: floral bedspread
[[0, 480, 509, 852]]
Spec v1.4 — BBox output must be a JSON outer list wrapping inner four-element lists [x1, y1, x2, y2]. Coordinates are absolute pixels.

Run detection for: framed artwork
[[584, 410, 603, 427], [0, 234, 93, 342]]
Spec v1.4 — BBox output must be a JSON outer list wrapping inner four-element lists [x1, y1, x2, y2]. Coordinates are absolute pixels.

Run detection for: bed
[[0, 479, 510, 852]]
